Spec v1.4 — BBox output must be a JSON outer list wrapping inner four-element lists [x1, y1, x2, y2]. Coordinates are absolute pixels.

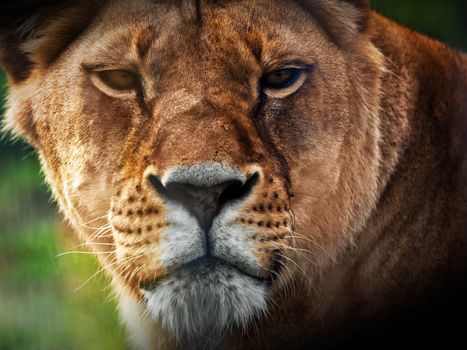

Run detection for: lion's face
[[4, 0, 384, 342]]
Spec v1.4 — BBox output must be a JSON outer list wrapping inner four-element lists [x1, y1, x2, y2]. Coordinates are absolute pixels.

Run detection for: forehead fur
[[81, 0, 326, 70]]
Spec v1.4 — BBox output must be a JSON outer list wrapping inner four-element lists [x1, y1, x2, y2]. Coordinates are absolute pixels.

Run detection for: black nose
[[149, 163, 258, 231]]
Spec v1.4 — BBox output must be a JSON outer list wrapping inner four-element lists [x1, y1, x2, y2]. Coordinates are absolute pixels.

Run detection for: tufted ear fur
[[297, 0, 370, 46], [0, 0, 103, 83]]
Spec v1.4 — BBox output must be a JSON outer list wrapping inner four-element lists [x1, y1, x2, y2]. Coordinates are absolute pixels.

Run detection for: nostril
[[147, 172, 259, 207], [219, 172, 259, 204], [148, 174, 166, 197]]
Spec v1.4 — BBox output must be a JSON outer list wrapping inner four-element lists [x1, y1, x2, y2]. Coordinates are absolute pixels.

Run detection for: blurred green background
[[0, 1, 465, 349]]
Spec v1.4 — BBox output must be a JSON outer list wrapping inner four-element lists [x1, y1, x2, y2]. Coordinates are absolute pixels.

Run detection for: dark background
[[0, 1, 466, 349]]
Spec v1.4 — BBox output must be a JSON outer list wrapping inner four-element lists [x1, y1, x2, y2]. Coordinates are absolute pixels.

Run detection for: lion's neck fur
[[302, 12, 467, 346], [364, 11, 467, 280]]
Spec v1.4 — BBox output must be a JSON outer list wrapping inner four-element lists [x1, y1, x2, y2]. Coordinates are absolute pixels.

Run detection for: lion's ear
[[298, 0, 370, 46], [0, 1, 102, 83]]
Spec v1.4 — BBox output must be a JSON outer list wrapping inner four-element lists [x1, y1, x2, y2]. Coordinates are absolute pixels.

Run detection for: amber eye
[[261, 68, 302, 90], [97, 69, 139, 91]]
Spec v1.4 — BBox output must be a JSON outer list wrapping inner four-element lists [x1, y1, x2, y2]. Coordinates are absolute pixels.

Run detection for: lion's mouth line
[[139, 255, 268, 291]]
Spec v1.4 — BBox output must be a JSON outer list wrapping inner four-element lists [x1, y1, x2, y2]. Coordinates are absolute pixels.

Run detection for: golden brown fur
[[1, 0, 466, 348]]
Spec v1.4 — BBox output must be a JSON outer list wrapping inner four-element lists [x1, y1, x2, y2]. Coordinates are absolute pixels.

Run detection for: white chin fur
[[142, 262, 268, 343]]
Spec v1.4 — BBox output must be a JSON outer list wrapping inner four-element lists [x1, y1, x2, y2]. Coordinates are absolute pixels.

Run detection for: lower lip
[[139, 257, 266, 291]]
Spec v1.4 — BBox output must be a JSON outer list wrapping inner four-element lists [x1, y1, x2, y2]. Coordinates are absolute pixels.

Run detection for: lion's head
[[4, 0, 465, 348]]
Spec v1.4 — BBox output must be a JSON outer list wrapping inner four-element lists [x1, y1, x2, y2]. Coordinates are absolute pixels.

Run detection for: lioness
[[1, 0, 466, 349]]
